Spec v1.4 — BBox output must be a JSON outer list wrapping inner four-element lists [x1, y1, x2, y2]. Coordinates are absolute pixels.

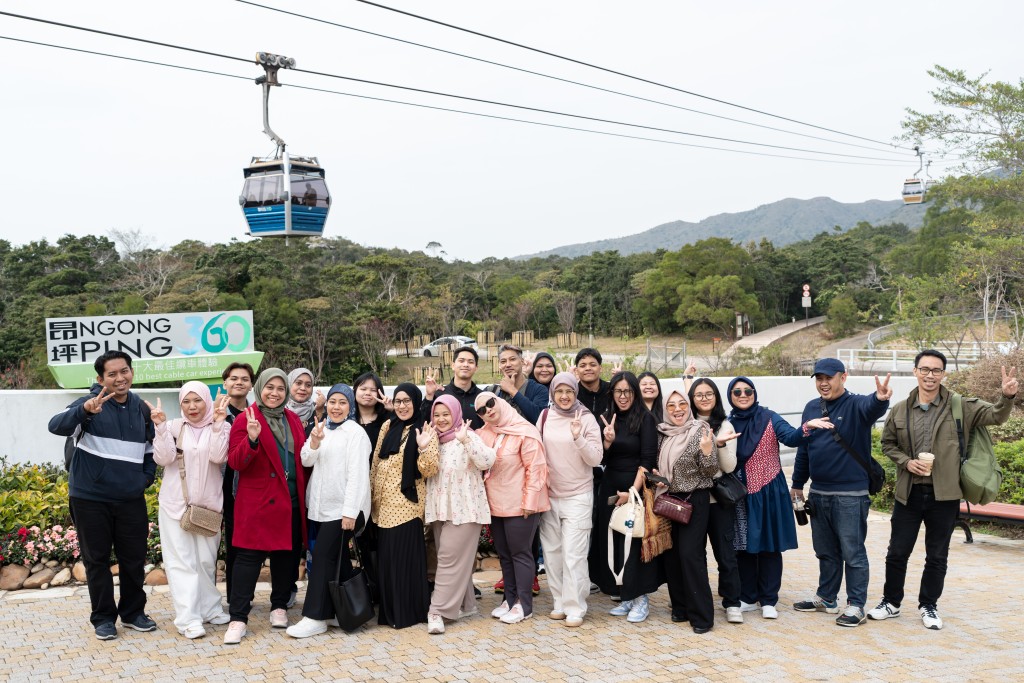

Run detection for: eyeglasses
[[392, 398, 413, 407], [731, 388, 754, 397], [613, 389, 633, 397], [693, 393, 715, 401], [476, 397, 497, 416], [915, 367, 944, 376]]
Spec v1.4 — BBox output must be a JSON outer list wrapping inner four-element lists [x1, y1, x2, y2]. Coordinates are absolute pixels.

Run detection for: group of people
[[49, 343, 1016, 643]]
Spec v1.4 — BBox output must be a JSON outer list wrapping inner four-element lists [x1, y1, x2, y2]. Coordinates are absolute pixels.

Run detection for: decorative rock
[[258, 566, 271, 582], [0, 565, 31, 591], [41, 583, 50, 590], [23, 567, 57, 589], [30, 562, 46, 574], [50, 568, 72, 587], [145, 569, 167, 586], [109, 564, 119, 576], [45, 560, 59, 568], [217, 560, 226, 572], [72, 562, 87, 582]]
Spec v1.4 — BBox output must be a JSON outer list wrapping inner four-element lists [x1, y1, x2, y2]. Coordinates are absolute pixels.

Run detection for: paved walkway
[[1, 513, 1021, 682], [724, 316, 827, 358]]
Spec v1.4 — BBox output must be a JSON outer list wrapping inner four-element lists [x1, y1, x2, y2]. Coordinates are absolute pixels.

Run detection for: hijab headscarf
[[254, 367, 291, 448], [178, 381, 215, 440], [378, 382, 426, 503], [325, 383, 355, 430], [548, 372, 589, 419], [727, 376, 771, 468], [474, 391, 543, 443], [528, 352, 557, 386], [431, 394, 464, 444], [656, 390, 706, 493], [286, 368, 317, 422]]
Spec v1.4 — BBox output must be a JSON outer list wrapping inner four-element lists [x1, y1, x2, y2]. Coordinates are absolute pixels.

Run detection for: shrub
[[0, 525, 80, 567]]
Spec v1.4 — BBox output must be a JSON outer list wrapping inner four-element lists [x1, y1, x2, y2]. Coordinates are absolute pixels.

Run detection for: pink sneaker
[[223, 621, 247, 645], [270, 608, 288, 629]]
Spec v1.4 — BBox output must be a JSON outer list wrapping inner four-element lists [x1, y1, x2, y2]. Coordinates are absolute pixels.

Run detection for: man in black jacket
[[421, 345, 485, 428], [49, 351, 157, 641]]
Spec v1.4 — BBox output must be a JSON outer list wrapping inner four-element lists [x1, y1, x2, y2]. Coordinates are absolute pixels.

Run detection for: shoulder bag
[[607, 487, 645, 585], [820, 399, 885, 495], [176, 423, 223, 537], [653, 492, 693, 524], [711, 472, 747, 506], [328, 532, 375, 632]]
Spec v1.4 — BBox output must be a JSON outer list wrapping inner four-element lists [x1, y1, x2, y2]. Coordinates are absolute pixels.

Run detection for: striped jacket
[[49, 383, 156, 502]]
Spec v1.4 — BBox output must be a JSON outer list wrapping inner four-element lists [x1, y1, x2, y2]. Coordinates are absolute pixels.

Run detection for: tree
[[674, 275, 759, 340], [826, 294, 859, 339]]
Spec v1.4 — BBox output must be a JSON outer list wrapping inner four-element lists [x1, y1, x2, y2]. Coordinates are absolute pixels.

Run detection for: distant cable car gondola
[[901, 146, 927, 205], [240, 52, 330, 241]]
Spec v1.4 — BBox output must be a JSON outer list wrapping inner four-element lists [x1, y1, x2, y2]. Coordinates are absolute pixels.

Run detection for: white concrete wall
[[1, 375, 920, 467]]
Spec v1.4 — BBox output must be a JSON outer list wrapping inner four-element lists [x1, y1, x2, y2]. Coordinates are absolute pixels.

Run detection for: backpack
[[951, 393, 1002, 506]]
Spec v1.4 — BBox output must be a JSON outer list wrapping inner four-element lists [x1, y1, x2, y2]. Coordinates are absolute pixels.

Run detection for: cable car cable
[[234, 0, 906, 156], [1, 33, 918, 168], [354, 0, 918, 152], [0, 10, 914, 162]]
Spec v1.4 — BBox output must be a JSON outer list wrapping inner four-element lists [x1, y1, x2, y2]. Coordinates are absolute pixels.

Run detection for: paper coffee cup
[[918, 452, 935, 475]]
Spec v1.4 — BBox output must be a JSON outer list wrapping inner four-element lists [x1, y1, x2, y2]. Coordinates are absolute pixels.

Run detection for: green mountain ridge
[[520, 196, 927, 258]]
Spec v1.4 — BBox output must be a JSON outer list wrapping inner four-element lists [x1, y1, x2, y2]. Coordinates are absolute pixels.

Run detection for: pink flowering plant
[[0, 525, 81, 567]]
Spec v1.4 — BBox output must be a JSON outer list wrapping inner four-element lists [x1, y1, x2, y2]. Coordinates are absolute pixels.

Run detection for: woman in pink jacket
[[538, 373, 603, 628], [152, 381, 231, 640], [475, 392, 549, 624]]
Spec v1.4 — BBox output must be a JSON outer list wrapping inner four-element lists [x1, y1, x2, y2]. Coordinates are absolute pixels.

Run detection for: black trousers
[[664, 489, 714, 630], [706, 501, 741, 608], [882, 484, 959, 609], [222, 464, 237, 600], [302, 513, 364, 620], [228, 506, 302, 623], [70, 496, 149, 627]]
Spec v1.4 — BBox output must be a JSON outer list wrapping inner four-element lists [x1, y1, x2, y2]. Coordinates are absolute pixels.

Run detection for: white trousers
[[159, 507, 225, 632], [538, 491, 593, 619]]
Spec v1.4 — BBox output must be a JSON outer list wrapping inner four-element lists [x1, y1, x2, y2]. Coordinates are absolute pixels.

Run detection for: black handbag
[[711, 472, 747, 506], [327, 536, 375, 633]]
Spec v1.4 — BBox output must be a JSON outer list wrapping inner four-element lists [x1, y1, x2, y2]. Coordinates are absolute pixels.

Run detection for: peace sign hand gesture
[[213, 395, 229, 423], [143, 397, 165, 425], [874, 373, 893, 402], [376, 389, 394, 412], [85, 387, 116, 415], [424, 367, 439, 400], [570, 409, 583, 440], [245, 407, 261, 442], [1001, 365, 1019, 398], [699, 423, 715, 456], [455, 419, 471, 444], [416, 423, 436, 450], [309, 416, 326, 449], [600, 414, 617, 444]]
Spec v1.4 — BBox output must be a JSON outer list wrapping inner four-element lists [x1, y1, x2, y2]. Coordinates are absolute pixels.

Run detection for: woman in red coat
[[224, 368, 308, 644]]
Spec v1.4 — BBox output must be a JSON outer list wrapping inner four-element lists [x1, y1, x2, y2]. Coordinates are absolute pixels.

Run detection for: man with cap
[[791, 358, 892, 627]]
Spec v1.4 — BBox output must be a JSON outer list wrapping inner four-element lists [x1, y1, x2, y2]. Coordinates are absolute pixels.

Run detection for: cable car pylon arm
[[254, 51, 296, 158]]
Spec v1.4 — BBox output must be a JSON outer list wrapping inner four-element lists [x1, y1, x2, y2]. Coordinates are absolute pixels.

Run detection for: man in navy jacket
[[791, 358, 892, 628], [49, 350, 156, 640]]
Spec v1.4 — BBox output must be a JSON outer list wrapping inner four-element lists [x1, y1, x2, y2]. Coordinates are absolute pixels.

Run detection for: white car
[[421, 336, 476, 357]]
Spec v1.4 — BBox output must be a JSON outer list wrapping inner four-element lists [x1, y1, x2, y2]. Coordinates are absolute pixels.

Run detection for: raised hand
[[416, 423, 436, 449], [805, 417, 834, 431], [213, 395, 229, 423], [309, 416, 326, 449], [144, 397, 165, 425], [611, 362, 624, 375], [455, 419, 471, 444], [424, 367, 439, 400], [684, 358, 698, 376], [499, 373, 518, 397], [245, 406, 261, 442], [699, 424, 714, 455], [314, 389, 326, 414], [874, 373, 893, 401], [85, 387, 115, 415], [1002, 365, 1019, 397], [716, 431, 742, 447], [522, 351, 535, 377], [570, 409, 583, 440], [601, 414, 617, 444], [376, 389, 394, 412]]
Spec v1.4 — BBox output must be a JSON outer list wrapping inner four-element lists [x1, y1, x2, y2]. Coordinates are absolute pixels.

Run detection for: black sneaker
[[94, 622, 118, 640], [473, 586, 482, 599], [835, 605, 866, 627], [124, 614, 157, 632]]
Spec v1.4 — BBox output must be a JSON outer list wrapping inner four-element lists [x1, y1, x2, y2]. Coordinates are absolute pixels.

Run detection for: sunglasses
[[731, 388, 754, 397], [476, 397, 497, 416]]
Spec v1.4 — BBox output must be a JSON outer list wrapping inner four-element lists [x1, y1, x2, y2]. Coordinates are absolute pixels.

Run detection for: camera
[[804, 499, 814, 518]]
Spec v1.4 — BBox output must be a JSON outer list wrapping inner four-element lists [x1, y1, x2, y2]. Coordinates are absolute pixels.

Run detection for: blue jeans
[[808, 493, 870, 608]]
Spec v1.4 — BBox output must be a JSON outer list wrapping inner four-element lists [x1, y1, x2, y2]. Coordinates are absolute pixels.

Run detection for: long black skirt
[[590, 469, 664, 601], [377, 517, 429, 629]]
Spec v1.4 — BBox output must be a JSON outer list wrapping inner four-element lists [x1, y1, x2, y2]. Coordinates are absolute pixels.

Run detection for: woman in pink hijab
[[475, 392, 549, 624], [152, 382, 230, 640]]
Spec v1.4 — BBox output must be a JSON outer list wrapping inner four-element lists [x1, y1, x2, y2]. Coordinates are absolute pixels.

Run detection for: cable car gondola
[[901, 146, 927, 205], [240, 52, 330, 241]]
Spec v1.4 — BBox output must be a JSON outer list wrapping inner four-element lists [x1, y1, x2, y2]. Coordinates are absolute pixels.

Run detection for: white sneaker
[[549, 610, 566, 620], [739, 601, 759, 612], [491, 601, 511, 619], [726, 606, 744, 624], [328, 617, 340, 628], [286, 617, 327, 639], [270, 608, 289, 629], [609, 600, 633, 616], [761, 605, 778, 619], [868, 600, 901, 621], [427, 614, 445, 634], [565, 615, 584, 628], [206, 612, 231, 626], [920, 605, 943, 630], [181, 624, 206, 639], [223, 621, 247, 645], [457, 607, 479, 619], [499, 603, 532, 624]]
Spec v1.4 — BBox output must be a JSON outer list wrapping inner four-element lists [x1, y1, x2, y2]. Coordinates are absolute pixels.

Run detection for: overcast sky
[[2, 1, 1019, 261]]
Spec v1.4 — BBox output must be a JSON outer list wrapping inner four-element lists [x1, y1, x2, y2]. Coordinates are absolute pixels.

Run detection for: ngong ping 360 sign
[[46, 311, 264, 388]]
